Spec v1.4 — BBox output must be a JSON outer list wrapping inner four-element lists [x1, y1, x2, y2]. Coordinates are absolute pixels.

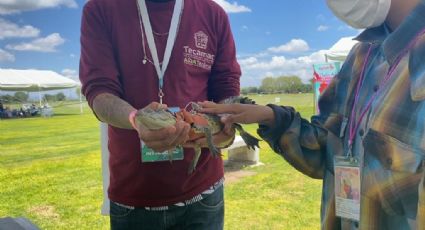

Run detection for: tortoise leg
[[234, 124, 261, 150], [188, 145, 201, 174], [204, 127, 220, 157]]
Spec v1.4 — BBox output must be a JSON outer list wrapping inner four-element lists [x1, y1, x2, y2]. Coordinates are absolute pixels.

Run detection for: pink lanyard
[[346, 28, 425, 157]]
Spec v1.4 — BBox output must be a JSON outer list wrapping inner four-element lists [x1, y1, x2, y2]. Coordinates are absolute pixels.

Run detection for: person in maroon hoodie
[[79, 0, 241, 229]]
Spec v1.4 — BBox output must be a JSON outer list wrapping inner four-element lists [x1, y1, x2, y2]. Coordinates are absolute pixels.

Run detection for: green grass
[[0, 94, 322, 229]]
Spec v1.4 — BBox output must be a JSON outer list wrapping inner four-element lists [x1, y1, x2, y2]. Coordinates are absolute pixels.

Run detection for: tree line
[[0, 92, 67, 103], [241, 76, 312, 95]]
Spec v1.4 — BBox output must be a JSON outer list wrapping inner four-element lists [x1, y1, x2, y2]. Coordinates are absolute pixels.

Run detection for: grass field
[[0, 94, 322, 230]]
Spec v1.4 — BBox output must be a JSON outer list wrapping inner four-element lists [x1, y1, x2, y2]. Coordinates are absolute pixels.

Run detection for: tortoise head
[[135, 108, 176, 130]]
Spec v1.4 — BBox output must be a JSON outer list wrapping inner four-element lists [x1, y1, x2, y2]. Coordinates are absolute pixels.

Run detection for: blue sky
[[0, 0, 360, 87]]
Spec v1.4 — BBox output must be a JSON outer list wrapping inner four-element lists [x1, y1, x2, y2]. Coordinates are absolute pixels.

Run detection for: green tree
[[14, 92, 29, 102], [288, 76, 304, 93], [75, 87, 81, 96], [74, 87, 86, 101], [260, 77, 277, 94], [0, 95, 14, 103], [43, 94, 56, 102], [304, 84, 313, 93], [241, 88, 249, 95], [259, 75, 312, 94], [248, 87, 258, 94], [56, 92, 66, 101], [241, 87, 259, 95]]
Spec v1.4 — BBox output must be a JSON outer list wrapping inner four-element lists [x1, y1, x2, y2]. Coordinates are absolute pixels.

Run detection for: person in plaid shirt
[[200, 0, 425, 229]]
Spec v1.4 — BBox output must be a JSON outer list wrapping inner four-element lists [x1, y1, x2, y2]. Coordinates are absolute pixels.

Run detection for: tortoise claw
[[234, 123, 261, 150], [188, 146, 202, 174], [210, 145, 220, 158]]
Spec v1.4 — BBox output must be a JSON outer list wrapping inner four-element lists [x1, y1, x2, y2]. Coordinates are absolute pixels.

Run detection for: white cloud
[[62, 68, 77, 76], [240, 54, 322, 71], [317, 25, 329, 32], [238, 49, 328, 87], [0, 48, 14, 62], [61, 68, 80, 82], [212, 0, 251, 13], [6, 33, 65, 52], [239, 56, 258, 66], [267, 39, 310, 53], [238, 39, 327, 87], [0, 0, 77, 15], [241, 25, 248, 31], [0, 18, 40, 39]]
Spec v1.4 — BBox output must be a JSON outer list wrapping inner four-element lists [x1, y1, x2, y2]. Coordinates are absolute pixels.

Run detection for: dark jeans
[[110, 185, 224, 230]]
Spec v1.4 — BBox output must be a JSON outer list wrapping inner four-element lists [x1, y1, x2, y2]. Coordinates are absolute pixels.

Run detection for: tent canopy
[[0, 69, 79, 92], [326, 36, 359, 62]]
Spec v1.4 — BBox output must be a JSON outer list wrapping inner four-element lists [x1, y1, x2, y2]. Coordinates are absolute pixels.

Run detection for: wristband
[[128, 110, 138, 131]]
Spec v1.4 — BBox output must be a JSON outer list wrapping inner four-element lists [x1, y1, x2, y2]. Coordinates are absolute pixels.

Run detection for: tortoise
[[135, 97, 260, 174]]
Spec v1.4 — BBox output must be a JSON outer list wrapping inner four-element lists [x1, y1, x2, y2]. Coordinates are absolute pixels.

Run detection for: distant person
[[200, 0, 425, 229], [5, 106, 12, 118], [80, 0, 240, 229], [18, 108, 25, 118], [30, 104, 38, 116], [0, 101, 4, 118]]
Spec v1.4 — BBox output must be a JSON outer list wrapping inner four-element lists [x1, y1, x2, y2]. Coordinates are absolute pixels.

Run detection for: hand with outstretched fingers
[[198, 101, 276, 129]]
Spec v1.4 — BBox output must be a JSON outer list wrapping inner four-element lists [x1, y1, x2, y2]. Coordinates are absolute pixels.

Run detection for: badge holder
[[334, 155, 361, 222], [141, 143, 184, 162], [141, 107, 184, 163]]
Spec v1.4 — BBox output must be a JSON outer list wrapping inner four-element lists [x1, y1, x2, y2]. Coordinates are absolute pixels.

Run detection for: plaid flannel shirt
[[259, 2, 425, 229]]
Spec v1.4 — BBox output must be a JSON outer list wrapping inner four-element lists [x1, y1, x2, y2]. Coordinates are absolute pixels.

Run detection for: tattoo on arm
[[92, 93, 136, 129]]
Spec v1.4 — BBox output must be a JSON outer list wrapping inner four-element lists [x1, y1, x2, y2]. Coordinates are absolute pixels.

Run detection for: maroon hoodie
[[80, 0, 240, 206]]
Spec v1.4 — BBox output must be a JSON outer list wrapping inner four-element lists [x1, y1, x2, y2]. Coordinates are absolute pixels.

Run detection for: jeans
[[110, 185, 224, 230]]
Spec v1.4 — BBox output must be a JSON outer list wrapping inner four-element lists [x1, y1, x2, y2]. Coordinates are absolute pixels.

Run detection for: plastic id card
[[141, 142, 183, 162], [334, 156, 361, 222]]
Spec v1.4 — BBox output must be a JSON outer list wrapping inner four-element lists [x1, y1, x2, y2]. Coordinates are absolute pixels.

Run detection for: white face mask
[[326, 0, 392, 29]]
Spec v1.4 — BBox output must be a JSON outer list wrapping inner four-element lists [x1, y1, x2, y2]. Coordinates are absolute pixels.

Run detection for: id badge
[[141, 141, 184, 162], [141, 107, 184, 163], [334, 156, 361, 222]]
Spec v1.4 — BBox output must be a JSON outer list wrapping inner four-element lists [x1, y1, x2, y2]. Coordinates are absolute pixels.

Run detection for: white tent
[[325, 36, 359, 62], [0, 69, 79, 91], [0, 68, 81, 111]]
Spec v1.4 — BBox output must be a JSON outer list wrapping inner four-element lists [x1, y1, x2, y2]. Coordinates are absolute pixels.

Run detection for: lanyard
[[137, 0, 184, 104], [346, 28, 425, 158]]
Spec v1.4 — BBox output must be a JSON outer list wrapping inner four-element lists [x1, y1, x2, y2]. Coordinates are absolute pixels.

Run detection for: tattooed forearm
[[92, 93, 136, 129]]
